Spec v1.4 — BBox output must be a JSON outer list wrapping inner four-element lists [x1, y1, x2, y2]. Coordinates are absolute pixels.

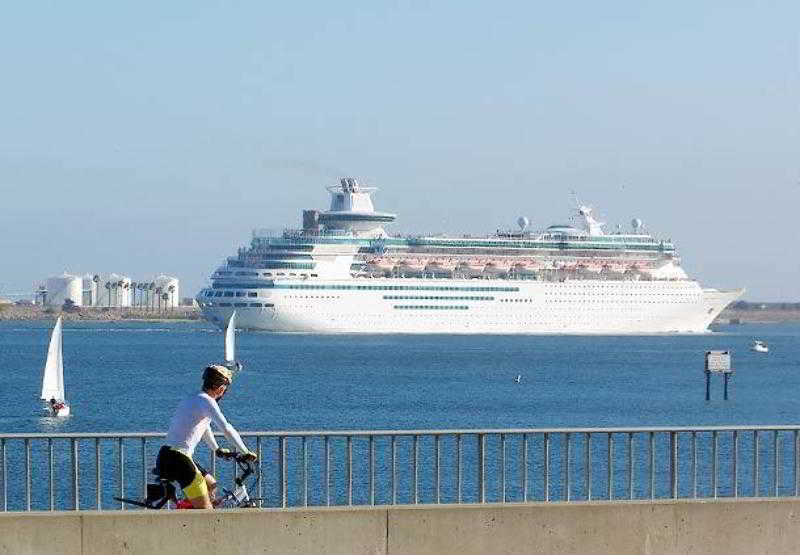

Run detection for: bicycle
[[114, 451, 262, 509]]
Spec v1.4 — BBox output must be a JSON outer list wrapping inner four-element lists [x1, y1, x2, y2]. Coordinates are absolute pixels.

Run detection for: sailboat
[[41, 316, 70, 417], [224, 311, 243, 372]]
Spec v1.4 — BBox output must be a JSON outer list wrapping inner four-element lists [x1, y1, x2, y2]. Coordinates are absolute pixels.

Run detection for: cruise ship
[[196, 178, 743, 333]]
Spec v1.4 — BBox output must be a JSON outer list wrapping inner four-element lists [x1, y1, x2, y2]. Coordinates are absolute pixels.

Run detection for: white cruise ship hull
[[200, 278, 743, 334]]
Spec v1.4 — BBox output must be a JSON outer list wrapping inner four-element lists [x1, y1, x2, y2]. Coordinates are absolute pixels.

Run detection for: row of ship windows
[[205, 291, 259, 298], [209, 302, 274, 308], [215, 272, 319, 278], [213, 284, 520, 292], [393, 305, 469, 310], [383, 295, 494, 301]]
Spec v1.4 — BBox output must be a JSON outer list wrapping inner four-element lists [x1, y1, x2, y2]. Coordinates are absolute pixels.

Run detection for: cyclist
[[155, 364, 257, 509]]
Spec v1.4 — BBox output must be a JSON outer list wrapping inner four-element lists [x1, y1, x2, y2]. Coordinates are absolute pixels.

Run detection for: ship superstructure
[[196, 178, 742, 333]]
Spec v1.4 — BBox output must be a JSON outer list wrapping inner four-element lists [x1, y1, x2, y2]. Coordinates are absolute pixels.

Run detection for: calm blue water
[[1, 320, 799, 434], [1, 320, 799, 510]]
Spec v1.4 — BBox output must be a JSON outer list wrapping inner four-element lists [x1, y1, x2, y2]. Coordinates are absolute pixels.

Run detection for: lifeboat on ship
[[395, 259, 425, 274], [456, 260, 485, 277], [510, 261, 535, 275], [483, 261, 510, 275], [424, 260, 454, 276], [366, 258, 395, 274]]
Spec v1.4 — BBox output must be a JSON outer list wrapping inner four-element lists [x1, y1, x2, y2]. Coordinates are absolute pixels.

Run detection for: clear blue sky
[[1, 1, 798, 300]]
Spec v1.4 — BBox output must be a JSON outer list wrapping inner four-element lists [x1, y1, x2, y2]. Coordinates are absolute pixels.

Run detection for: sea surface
[[1, 320, 799, 510], [1, 320, 798, 434]]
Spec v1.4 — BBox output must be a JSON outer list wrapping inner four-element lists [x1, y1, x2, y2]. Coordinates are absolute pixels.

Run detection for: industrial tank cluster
[[36, 273, 180, 309]]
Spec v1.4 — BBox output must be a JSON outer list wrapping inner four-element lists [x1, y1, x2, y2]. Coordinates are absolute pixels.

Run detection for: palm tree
[[155, 287, 163, 312], [116, 280, 124, 307], [105, 282, 112, 308], [137, 282, 144, 309], [168, 285, 176, 311], [131, 282, 137, 309], [161, 292, 169, 313], [92, 275, 100, 307]]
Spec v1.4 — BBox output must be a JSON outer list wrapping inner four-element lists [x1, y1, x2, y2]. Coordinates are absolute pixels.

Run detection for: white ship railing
[[1, 425, 798, 511]]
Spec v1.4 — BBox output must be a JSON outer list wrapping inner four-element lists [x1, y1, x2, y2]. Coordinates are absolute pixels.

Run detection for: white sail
[[41, 316, 65, 401], [225, 311, 236, 363]]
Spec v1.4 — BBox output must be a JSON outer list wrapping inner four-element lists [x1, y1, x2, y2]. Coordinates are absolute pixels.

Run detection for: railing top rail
[[2, 424, 800, 440]]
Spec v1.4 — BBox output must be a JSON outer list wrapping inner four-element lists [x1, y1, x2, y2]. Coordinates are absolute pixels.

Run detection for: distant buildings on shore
[[35, 273, 181, 309]]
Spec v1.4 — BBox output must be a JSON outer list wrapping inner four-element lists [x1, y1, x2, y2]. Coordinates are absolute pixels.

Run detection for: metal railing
[[1, 425, 799, 511]]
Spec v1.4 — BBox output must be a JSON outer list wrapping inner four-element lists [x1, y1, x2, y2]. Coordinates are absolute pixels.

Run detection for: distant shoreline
[[1, 304, 799, 325], [0, 305, 203, 322]]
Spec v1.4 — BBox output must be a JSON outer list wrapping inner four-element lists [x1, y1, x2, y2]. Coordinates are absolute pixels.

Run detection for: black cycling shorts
[[155, 446, 209, 489]]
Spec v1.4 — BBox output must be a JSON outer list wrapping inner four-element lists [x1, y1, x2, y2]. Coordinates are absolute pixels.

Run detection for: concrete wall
[[3, 498, 800, 555]]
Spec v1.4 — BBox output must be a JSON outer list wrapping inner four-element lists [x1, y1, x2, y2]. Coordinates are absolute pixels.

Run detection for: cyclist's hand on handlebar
[[241, 450, 257, 463], [215, 447, 234, 459]]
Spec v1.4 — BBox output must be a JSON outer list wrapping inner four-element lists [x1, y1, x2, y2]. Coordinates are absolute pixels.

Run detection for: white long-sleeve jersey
[[164, 392, 248, 457]]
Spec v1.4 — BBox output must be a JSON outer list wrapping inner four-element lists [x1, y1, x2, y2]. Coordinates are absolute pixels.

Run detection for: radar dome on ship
[[517, 216, 529, 231], [632, 218, 643, 231]]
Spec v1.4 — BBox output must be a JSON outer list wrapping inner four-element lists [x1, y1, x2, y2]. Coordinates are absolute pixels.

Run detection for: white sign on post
[[705, 350, 732, 373]]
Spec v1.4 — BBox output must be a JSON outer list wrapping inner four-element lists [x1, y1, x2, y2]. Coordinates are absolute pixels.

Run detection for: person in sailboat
[[49, 397, 65, 416], [153, 365, 257, 509]]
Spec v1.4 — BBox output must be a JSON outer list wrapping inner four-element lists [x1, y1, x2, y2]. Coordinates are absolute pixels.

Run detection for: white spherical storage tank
[[153, 275, 180, 309], [97, 274, 132, 307], [45, 273, 83, 307]]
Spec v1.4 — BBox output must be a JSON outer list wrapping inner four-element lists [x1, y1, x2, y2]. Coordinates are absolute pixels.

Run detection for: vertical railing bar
[[369, 435, 375, 506], [795, 430, 799, 497], [303, 436, 308, 507], [48, 439, 54, 511], [1, 438, 6, 511], [411, 434, 419, 504], [754, 431, 760, 497], [564, 433, 571, 502], [25, 438, 31, 511], [479, 434, 485, 503], [435, 435, 441, 504], [95, 438, 101, 510], [281, 436, 288, 508], [347, 435, 353, 506], [71, 438, 79, 510], [141, 438, 147, 501], [501, 433, 507, 503], [325, 435, 331, 506], [211, 446, 216, 481], [691, 432, 697, 499], [628, 433, 633, 500], [391, 435, 397, 505], [456, 434, 462, 504], [733, 431, 739, 498], [257, 437, 263, 508], [584, 432, 591, 501], [607, 433, 613, 500], [543, 432, 550, 502], [670, 431, 677, 499], [773, 430, 779, 497], [648, 432, 654, 500], [712, 431, 718, 499], [118, 438, 125, 510], [523, 434, 529, 503]]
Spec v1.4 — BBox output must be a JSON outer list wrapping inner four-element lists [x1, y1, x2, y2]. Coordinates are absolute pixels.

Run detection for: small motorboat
[[751, 340, 769, 353], [41, 316, 70, 417]]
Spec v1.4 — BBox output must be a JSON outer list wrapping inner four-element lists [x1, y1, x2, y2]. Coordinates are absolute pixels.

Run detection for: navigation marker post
[[705, 350, 733, 401]]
